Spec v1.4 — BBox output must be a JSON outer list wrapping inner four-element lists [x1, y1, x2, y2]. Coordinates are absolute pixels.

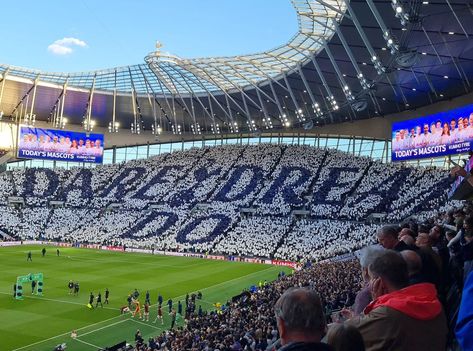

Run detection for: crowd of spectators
[[274, 221, 379, 261], [1, 143, 473, 350], [134, 259, 362, 351], [0, 144, 451, 262], [127, 200, 473, 351]]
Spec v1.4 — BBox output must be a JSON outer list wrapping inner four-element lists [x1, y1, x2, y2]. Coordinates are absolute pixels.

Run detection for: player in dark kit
[[56, 249, 60, 256], [42, 247, 46, 257], [145, 290, 150, 305], [177, 300, 182, 317], [27, 251, 32, 261], [74, 282, 80, 295], [158, 293, 163, 306], [96, 292, 103, 308], [167, 298, 173, 314], [68, 281, 74, 294], [31, 280, 36, 294], [133, 289, 139, 299], [88, 292, 94, 309], [105, 288, 109, 304]]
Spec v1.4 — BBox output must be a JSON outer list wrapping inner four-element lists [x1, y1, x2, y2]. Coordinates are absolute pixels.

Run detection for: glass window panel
[[325, 138, 338, 150], [115, 153, 126, 163], [181, 142, 192, 150], [281, 137, 292, 145], [160, 144, 171, 154]]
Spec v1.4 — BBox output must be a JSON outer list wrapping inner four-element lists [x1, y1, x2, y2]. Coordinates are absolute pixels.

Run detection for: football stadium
[[0, 1, 473, 350]]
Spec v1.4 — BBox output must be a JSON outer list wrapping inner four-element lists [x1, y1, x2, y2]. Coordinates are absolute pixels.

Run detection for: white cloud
[[48, 37, 87, 56]]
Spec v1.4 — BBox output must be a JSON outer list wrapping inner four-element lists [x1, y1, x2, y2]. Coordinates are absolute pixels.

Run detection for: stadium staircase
[[204, 146, 245, 202], [247, 144, 286, 207], [210, 217, 242, 253], [42, 208, 56, 236], [344, 161, 373, 199], [270, 217, 296, 259], [299, 150, 328, 201]]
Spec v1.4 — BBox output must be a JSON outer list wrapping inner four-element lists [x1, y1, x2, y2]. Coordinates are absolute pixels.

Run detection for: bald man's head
[[401, 250, 422, 276]]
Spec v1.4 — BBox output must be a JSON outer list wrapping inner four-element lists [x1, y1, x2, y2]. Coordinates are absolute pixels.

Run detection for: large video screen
[[17, 126, 104, 163], [392, 104, 473, 162]]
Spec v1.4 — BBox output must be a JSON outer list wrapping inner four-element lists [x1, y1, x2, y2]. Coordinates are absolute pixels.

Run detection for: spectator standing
[[346, 250, 447, 351]]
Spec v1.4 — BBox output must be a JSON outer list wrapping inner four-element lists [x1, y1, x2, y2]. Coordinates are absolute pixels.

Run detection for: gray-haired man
[[274, 287, 332, 351]]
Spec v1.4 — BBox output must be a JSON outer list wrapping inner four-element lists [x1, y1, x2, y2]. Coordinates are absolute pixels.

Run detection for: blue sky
[[0, 0, 296, 72]]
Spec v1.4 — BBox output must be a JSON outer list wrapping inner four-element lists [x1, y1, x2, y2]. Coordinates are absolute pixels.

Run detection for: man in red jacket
[[346, 250, 447, 351]]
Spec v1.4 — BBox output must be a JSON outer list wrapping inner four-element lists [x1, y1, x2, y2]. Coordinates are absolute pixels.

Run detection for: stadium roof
[[0, 0, 473, 136]]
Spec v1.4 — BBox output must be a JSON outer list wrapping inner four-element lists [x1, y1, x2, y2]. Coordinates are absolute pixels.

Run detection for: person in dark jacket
[[376, 225, 411, 252], [326, 324, 365, 351], [274, 287, 332, 351]]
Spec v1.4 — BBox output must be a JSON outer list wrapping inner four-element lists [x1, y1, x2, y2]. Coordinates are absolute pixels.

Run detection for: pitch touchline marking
[[10, 265, 276, 350], [77, 319, 128, 337], [73, 338, 102, 350], [0, 292, 117, 311]]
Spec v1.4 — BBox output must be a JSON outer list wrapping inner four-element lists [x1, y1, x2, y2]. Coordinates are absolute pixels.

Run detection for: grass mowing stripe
[[8, 264, 277, 351], [129, 318, 162, 330], [0, 292, 118, 311]]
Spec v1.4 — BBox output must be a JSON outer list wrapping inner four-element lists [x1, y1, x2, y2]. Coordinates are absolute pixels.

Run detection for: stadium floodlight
[[190, 123, 202, 135], [383, 30, 400, 55], [24, 113, 36, 126], [210, 123, 220, 134], [151, 123, 162, 135], [246, 119, 258, 132], [54, 116, 67, 129], [83, 119, 95, 132], [171, 124, 182, 135], [108, 121, 119, 133], [130, 122, 140, 134], [228, 121, 239, 133]]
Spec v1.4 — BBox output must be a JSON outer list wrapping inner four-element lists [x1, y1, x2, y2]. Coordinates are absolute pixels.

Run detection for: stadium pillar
[[112, 146, 116, 164]]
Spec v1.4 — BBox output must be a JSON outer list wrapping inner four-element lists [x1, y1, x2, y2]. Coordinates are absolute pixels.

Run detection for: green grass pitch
[[0, 245, 291, 351]]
